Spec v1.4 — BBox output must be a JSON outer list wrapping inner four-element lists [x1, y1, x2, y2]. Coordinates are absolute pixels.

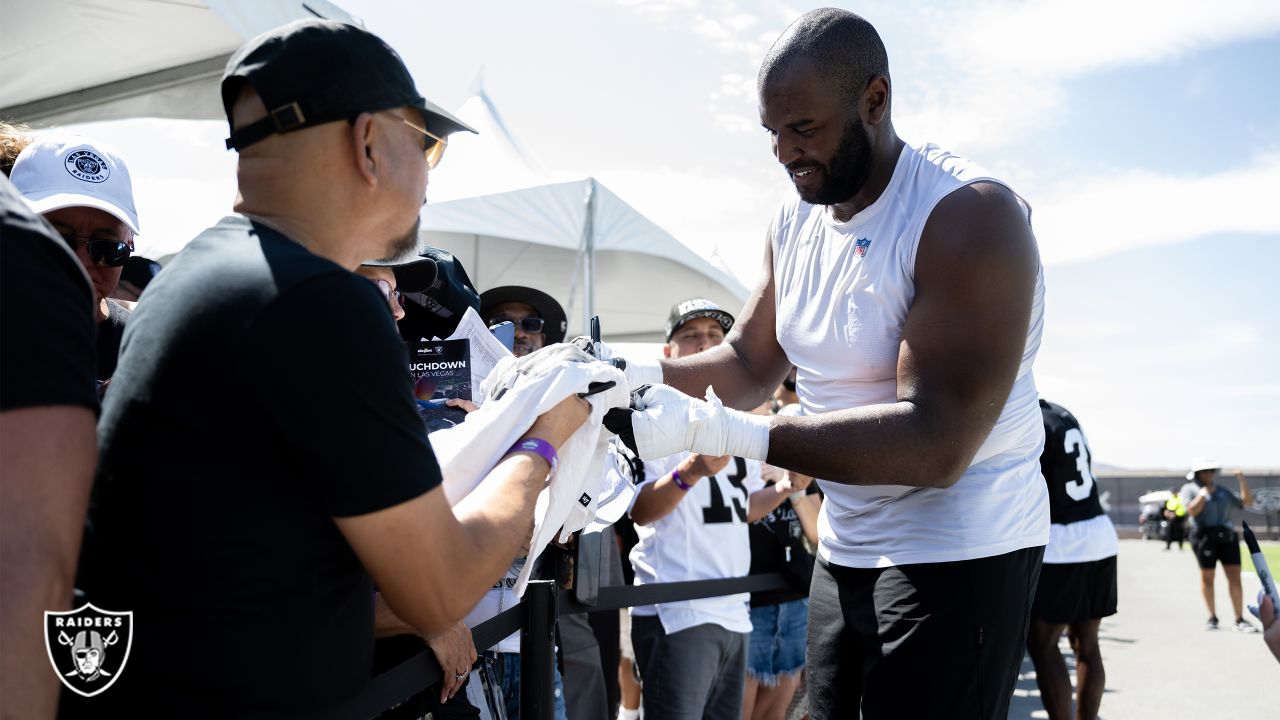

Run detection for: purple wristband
[[671, 469, 692, 492], [507, 438, 558, 475]]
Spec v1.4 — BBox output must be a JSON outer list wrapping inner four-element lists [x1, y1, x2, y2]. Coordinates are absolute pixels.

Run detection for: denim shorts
[[747, 598, 808, 684]]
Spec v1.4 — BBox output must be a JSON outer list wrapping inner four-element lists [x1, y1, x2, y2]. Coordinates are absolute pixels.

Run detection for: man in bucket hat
[[71, 19, 588, 716]]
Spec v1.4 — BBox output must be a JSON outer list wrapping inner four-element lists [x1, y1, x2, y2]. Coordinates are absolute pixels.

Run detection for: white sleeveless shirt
[[772, 142, 1049, 568]]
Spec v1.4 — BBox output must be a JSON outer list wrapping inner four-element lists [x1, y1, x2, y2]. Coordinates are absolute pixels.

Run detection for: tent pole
[[582, 179, 597, 332]]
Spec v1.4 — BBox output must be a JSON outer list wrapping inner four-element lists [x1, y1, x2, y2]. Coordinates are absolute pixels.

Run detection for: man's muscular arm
[[766, 182, 1038, 487], [630, 182, 1036, 488]]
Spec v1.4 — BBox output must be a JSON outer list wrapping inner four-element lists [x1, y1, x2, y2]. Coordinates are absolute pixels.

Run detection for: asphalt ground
[[1007, 538, 1279, 719]]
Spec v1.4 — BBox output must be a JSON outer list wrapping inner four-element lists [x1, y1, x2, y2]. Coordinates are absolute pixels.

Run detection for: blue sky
[[69, 1, 1279, 469]]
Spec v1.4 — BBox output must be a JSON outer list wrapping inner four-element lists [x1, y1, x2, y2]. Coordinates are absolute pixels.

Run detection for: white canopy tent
[[1, 0, 354, 126], [419, 89, 748, 343]]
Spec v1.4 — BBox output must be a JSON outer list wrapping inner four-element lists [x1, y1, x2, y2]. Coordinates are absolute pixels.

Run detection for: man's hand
[[604, 384, 770, 461], [426, 621, 478, 702], [525, 395, 591, 449], [681, 453, 731, 480], [445, 398, 479, 413], [1260, 592, 1280, 663], [779, 469, 813, 494]]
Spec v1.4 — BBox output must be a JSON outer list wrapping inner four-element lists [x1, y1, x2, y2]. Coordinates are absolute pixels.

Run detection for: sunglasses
[[59, 232, 133, 268], [373, 279, 405, 311], [388, 112, 448, 170], [487, 316, 545, 334]]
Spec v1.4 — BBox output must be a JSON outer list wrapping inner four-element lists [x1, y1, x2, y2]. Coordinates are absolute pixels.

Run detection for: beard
[[511, 338, 539, 357], [794, 114, 874, 206], [376, 216, 421, 263]]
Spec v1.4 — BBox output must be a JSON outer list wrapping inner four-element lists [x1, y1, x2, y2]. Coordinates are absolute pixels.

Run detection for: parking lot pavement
[[1008, 538, 1277, 719]]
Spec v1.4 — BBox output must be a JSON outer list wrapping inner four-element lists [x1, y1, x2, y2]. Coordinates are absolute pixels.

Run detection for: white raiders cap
[[10, 133, 140, 234]]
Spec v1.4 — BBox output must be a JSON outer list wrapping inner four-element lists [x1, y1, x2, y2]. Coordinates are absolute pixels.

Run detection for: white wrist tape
[[625, 384, 772, 461], [681, 386, 770, 462]]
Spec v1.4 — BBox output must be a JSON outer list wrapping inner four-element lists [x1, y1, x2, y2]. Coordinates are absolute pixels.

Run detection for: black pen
[[1243, 521, 1280, 620]]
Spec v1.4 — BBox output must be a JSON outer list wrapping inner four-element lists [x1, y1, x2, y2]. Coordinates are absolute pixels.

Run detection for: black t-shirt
[[74, 216, 442, 717], [748, 484, 819, 607], [0, 176, 97, 412], [1039, 399, 1105, 525], [96, 298, 129, 382]]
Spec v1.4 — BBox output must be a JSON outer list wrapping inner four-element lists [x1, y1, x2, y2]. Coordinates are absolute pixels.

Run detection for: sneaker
[[1205, 617, 1219, 630], [1233, 619, 1259, 633]]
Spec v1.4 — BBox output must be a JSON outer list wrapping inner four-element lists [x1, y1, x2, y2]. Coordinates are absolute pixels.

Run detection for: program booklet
[[407, 339, 471, 432]]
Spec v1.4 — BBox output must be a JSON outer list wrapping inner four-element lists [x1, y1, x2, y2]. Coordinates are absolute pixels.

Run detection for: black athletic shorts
[[1031, 555, 1118, 624], [806, 545, 1043, 720], [1190, 526, 1242, 569]]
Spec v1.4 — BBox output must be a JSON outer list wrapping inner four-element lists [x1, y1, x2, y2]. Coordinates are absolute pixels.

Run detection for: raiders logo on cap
[[64, 149, 110, 183]]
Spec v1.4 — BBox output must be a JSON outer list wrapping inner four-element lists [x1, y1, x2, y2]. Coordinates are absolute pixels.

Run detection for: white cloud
[[898, 0, 1280, 153], [1223, 383, 1280, 398], [611, 0, 696, 23], [714, 72, 756, 99], [1032, 153, 1280, 265], [953, 0, 1280, 77], [712, 112, 759, 135]]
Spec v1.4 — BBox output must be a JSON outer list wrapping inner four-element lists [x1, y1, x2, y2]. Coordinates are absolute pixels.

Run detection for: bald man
[[71, 20, 587, 717], [606, 9, 1047, 719]]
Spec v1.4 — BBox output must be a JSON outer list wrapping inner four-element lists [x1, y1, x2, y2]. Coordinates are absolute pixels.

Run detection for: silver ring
[[454, 672, 467, 681]]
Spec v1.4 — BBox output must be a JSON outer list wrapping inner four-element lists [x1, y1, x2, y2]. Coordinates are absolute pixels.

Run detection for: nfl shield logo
[[854, 237, 871, 257], [44, 603, 133, 697]]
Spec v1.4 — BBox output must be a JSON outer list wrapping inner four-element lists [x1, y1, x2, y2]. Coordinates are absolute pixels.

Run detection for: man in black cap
[[398, 247, 483, 343], [73, 19, 588, 717], [480, 285, 568, 358]]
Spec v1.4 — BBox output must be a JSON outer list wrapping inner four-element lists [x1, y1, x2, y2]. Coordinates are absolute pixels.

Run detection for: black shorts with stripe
[[1031, 555, 1118, 625]]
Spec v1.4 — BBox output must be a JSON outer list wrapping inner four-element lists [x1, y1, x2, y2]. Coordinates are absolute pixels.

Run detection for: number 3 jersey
[[1039, 400, 1118, 564], [629, 453, 764, 635]]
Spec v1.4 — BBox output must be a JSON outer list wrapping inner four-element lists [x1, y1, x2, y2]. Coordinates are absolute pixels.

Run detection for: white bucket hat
[[1186, 456, 1219, 481], [9, 133, 140, 234]]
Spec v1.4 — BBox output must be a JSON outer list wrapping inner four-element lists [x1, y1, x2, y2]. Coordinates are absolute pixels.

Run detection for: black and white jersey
[[629, 453, 763, 634], [1039, 399, 1118, 564], [1040, 399, 1105, 525]]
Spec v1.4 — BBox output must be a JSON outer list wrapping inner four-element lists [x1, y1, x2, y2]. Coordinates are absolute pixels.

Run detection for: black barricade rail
[[341, 572, 792, 720]]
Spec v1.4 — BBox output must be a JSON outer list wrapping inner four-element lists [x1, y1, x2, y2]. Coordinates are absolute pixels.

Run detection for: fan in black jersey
[[1026, 400, 1118, 720]]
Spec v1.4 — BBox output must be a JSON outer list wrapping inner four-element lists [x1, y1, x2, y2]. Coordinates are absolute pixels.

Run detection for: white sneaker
[[1233, 619, 1259, 633]]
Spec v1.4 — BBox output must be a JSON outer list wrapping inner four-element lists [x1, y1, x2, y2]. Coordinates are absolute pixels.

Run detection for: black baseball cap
[[220, 19, 476, 151], [665, 297, 734, 341], [396, 247, 481, 342], [119, 255, 161, 290], [479, 286, 568, 345], [362, 253, 437, 293]]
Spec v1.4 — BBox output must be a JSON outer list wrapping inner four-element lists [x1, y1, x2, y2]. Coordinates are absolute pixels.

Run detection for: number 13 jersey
[[629, 453, 764, 635]]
